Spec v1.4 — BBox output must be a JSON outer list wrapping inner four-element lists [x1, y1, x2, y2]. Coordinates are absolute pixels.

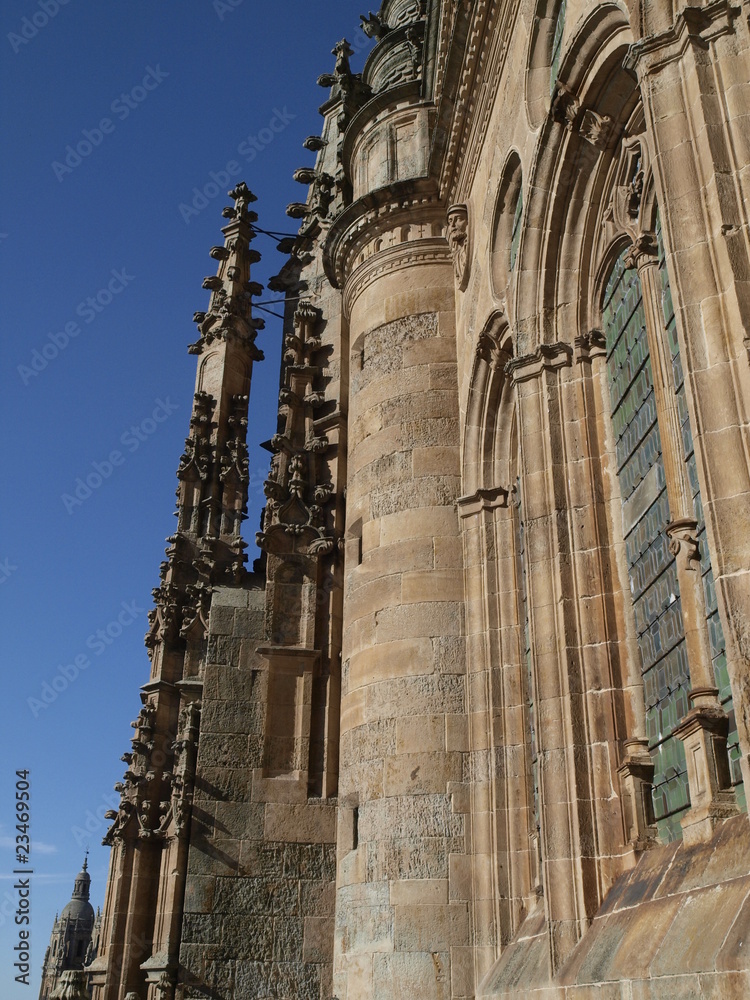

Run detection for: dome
[[59, 897, 95, 923], [60, 857, 94, 923]]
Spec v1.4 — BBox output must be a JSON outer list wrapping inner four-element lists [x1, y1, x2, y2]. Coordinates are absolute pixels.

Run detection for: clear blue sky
[[0, 3, 372, 994]]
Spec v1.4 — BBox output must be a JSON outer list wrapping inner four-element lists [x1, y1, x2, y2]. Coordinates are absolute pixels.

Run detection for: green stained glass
[[604, 247, 689, 839], [549, 0, 566, 94]]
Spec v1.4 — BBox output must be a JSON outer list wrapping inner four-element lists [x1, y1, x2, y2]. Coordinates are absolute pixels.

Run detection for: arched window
[[490, 154, 523, 294], [549, 0, 566, 93], [654, 217, 744, 804], [603, 229, 744, 840], [603, 247, 690, 840]]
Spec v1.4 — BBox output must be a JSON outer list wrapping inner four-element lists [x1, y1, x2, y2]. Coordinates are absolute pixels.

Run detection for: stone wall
[[179, 586, 337, 1000]]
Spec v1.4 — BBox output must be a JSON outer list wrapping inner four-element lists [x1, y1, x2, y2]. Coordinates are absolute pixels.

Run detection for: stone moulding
[[456, 485, 510, 518], [505, 341, 573, 384], [322, 174, 445, 288], [342, 237, 451, 316], [624, 0, 740, 73]]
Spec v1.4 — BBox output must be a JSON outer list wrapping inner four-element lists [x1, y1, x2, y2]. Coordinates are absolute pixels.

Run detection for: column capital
[[456, 485, 510, 518], [505, 342, 573, 385], [624, 232, 658, 271]]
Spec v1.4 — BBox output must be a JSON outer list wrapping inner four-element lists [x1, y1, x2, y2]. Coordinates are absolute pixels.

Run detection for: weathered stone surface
[[93, 5, 750, 1000]]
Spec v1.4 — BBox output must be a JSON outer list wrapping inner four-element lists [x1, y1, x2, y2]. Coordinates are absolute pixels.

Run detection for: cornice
[[322, 175, 444, 288], [435, 0, 524, 204], [625, 0, 740, 73], [505, 342, 573, 384], [343, 237, 451, 317], [456, 485, 510, 518]]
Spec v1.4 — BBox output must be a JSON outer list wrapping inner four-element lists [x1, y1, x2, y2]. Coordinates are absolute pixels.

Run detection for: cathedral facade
[[90, 1, 750, 997]]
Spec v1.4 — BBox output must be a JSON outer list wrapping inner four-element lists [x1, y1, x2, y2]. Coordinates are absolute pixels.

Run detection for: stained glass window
[[655, 216, 745, 807], [549, 0, 566, 94], [603, 248, 691, 840]]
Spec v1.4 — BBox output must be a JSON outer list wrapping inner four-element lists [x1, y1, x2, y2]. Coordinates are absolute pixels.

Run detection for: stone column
[[333, 233, 471, 1000], [507, 339, 638, 972], [457, 486, 534, 986]]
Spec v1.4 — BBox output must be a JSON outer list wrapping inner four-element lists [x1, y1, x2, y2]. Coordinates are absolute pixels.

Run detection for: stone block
[[349, 637, 433, 690], [396, 714, 445, 753], [393, 902, 469, 952], [264, 802, 337, 844], [303, 916, 335, 963], [208, 605, 235, 636], [182, 875, 215, 914], [390, 879, 449, 906], [384, 751, 462, 796]]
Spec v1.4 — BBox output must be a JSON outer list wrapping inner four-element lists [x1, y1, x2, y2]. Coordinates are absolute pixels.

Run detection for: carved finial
[[318, 38, 354, 89], [228, 181, 257, 219], [333, 38, 354, 71], [188, 183, 264, 359]]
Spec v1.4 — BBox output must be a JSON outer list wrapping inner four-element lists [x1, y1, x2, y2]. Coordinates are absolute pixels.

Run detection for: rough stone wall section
[[179, 586, 336, 1000]]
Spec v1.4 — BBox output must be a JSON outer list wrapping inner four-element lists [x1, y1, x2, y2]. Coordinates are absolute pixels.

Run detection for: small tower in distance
[[39, 856, 101, 1000]]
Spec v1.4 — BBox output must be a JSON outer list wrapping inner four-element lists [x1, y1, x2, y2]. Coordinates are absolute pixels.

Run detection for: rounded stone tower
[[324, 3, 471, 996]]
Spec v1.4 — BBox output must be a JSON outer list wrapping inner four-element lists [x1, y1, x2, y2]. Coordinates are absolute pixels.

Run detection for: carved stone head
[[447, 203, 470, 290]]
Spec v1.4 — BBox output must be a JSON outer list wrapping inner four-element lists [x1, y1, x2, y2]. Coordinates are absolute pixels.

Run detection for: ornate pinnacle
[[317, 38, 354, 89], [188, 181, 264, 357]]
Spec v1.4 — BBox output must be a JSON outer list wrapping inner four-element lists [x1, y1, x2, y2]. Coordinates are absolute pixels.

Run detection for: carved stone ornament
[[257, 301, 337, 559], [579, 109, 615, 149], [447, 203, 470, 291], [103, 704, 158, 845], [666, 517, 702, 571], [475, 309, 511, 372], [609, 136, 648, 240]]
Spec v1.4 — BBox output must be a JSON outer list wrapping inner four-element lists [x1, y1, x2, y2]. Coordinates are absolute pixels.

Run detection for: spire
[[188, 181, 264, 358], [71, 856, 91, 902], [143, 181, 265, 660], [107, 184, 265, 848]]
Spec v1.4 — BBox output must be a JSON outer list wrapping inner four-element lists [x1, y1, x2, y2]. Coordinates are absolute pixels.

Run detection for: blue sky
[[0, 3, 372, 994]]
